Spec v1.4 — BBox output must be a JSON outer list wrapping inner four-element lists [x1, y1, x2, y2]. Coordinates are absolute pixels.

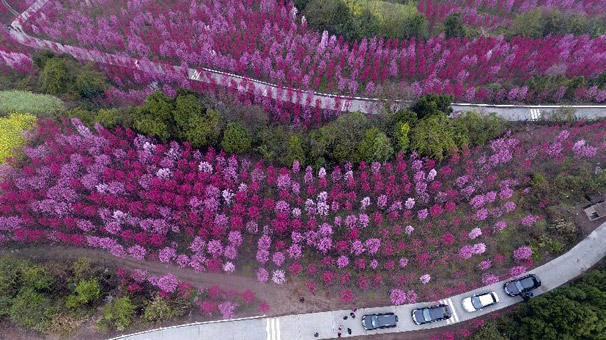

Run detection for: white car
[[461, 292, 499, 312]]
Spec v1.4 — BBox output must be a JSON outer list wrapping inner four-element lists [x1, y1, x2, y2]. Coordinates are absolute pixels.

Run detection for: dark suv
[[361, 313, 398, 330], [504, 274, 541, 297], [411, 304, 451, 325]]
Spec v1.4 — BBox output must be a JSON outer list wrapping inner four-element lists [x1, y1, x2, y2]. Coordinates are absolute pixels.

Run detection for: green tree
[[508, 9, 542, 38], [284, 134, 306, 167], [133, 91, 174, 140], [184, 109, 221, 148], [358, 127, 393, 163], [444, 13, 466, 38], [451, 111, 505, 146], [304, 0, 357, 40], [73, 64, 107, 99], [39, 58, 70, 94], [99, 297, 135, 331], [173, 94, 202, 132], [470, 321, 508, 340], [411, 114, 456, 160], [221, 122, 252, 154], [410, 94, 453, 119], [327, 112, 370, 163], [66, 279, 101, 309], [33, 50, 58, 69], [394, 121, 410, 153]]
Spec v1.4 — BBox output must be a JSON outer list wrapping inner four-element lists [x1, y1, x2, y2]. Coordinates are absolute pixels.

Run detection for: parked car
[[461, 292, 499, 312], [504, 274, 541, 297], [361, 313, 398, 330], [411, 304, 451, 325]]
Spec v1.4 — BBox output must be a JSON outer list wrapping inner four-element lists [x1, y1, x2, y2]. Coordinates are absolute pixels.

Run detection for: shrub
[[73, 64, 107, 99], [70, 258, 93, 283], [0, 113, 37, 164], [541, 106, 577, 123], [96, 108, 120, 129], [66, 107, 96, 127], [444, 13, 466, 38], [0, 91, 64, 116], [221, 122, 252, 154], [39, 58, 70, 94], [9, 287, 53, 332], [100, 297, 136, 331], [22, 265, 54, 292], [143, 296, 177, 323], [66, 279, 101, 309]]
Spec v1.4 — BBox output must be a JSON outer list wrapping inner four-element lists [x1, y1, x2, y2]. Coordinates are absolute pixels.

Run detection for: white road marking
[[447, 298, 460, 323], [266, 318, 281, 340], [530, 108, 540, 120]]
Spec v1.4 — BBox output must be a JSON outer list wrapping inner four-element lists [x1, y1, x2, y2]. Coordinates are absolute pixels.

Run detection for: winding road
[[5, 0, 606, 118]]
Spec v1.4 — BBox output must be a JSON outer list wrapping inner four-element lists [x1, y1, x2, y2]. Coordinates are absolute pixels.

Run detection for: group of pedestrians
[[337, 308, 357, 338]]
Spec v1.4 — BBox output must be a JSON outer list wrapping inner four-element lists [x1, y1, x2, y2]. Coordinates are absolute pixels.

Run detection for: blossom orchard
[[419, 0, 606, 32], [17, 0, 606, 105], [1, 118, 606, 304]]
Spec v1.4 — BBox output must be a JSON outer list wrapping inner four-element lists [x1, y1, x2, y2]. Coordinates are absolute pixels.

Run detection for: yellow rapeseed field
[[0, 113, 37, 164]]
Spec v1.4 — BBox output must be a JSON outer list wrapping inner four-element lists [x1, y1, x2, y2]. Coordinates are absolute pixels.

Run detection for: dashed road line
[[530, 108, 541, 120]]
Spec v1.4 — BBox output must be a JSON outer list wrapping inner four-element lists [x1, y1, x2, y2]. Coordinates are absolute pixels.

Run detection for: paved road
[[1, 0, 20, 17], [112, 220, 606, 340], [6, 0, 606, 118]]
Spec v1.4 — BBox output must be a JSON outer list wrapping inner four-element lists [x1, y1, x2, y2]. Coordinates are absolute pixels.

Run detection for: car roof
[[477, 293, 494, 306], [520, 276, 536, 288], [428, 305, 446, 319]]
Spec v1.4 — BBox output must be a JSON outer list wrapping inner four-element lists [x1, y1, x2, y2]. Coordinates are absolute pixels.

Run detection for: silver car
[[461, 292, 499, 312]]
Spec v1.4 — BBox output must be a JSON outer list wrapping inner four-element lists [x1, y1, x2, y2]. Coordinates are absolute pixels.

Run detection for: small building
[[584, 201, 606, 221]]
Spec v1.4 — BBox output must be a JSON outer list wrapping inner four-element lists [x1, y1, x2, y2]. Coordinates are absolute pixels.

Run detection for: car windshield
[[422, 309, 431, 322], [471, 296, 483, 309], [371, 316, 377, 328], [514, 280, 524, 293]]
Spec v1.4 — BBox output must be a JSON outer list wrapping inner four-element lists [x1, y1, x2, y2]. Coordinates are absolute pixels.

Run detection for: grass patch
[[0, 90, 64, 117], [0, 113, 37, 164]]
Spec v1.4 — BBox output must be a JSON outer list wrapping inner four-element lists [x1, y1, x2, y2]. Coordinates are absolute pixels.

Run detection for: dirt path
[[0, 245, 336, 315]]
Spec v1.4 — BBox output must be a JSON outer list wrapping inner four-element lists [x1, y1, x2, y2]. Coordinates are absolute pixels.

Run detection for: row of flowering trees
[[419, 0, 606, 31], [1, 118, 605, 303], [16, 0, 606, 104]]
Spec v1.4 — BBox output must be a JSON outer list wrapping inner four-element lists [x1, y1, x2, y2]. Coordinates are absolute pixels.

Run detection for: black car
[[361, 313, 398, 330], [504, 274, 541, 297], [411, 304, 451, 325]]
